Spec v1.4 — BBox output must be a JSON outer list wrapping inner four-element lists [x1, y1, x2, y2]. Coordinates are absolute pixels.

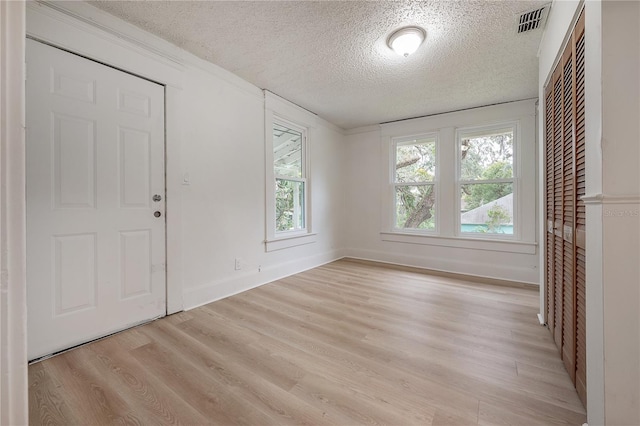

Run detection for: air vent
[[517, 5, 549, 33]]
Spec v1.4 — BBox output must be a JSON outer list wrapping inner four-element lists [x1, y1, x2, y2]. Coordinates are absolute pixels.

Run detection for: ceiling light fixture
[[387, 26, 426, 57]]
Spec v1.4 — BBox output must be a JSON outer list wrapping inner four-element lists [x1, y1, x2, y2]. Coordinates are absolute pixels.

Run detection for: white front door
[[26, 39, 166, 360]]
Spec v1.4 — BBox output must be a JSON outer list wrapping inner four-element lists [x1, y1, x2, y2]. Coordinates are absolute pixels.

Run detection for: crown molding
[[345, 124, 382, 136], [29, 1, 184, 70]]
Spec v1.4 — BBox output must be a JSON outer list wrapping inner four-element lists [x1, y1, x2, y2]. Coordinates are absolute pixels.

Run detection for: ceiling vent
[[517, 4, 550, 33]]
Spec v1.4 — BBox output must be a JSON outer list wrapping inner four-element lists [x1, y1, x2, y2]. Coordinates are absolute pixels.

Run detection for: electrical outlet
[[234, 258, 241, 270]]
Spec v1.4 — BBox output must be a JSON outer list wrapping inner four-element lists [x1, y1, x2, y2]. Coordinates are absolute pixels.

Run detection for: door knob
[[154, 211, 162, 218], [153, 194, 162, 202]]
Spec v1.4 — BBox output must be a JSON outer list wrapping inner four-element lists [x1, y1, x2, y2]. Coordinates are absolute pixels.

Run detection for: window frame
[[455, 122, 519, 240], [273, 117, 308, 235], [264, 91, 317, 252], [389, 132, 440, 235]]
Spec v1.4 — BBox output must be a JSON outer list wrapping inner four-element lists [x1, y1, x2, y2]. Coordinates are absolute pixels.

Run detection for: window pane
[[395, 184, 435, 230], [276, 179, 305, 232], [461, 183, 513, 234], [395, 139, 436, 183], [460, 130, 513, 181], [273, 123, 302, 178]]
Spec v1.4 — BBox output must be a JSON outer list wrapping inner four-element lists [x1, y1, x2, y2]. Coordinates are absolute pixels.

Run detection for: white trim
[[377, 101, 537, 255], [26, 2, 183, 89], [455, 121, 520, 241], [0, 1, 28, 423], [380, 232, 537, 254], [380, 99, 536, 136], [183, 249, 343, 310], [273, 118, 308, 234], [30, 1, 184, 71], [344, 248, 539, 285], [265, 92, 317, 251], [458, 178, 514, 184], [582, 193, 640, 205], [265, 233, 318, 252], [27, 1, 264, 100], [265, 91, 317, 128], [164, 86, 183, 314], [314, 114, 345, 135], [345, 124, 382, 135], [390, 132, 439, 234]]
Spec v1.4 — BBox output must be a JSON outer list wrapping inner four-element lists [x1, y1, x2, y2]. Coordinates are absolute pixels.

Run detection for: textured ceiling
[[88, 0, 547, 130]]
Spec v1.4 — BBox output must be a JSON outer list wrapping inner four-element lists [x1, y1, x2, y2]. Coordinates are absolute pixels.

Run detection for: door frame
[[26, 1, 185, 315], [1, 1, 28, 423]]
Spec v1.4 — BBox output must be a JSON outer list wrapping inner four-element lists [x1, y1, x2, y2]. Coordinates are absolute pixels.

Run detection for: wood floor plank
[[133, 338, 319, 426], [77, 339, 212, 425], [28, 362, 79, 426], [29, 259, 586, 425], [40, 347, 144, 425]]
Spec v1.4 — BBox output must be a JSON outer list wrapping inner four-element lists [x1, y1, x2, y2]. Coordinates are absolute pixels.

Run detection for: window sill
[[380, 232, 536, 254], [265, 232, 318, 252]]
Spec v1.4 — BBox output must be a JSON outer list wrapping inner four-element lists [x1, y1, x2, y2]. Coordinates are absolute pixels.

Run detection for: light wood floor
[[29, 259, 587, 425]]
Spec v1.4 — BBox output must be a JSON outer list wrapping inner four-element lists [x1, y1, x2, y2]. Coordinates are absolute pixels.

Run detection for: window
[[458, 124, 516, 236], [381, 101, 534, 253], [392, 134, 437, 232], [264, 91, 316, 252], [273, 119, 307, 234]]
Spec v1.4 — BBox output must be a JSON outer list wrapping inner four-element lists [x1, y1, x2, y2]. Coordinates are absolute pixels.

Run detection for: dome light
[[387, 26, 426, 57]]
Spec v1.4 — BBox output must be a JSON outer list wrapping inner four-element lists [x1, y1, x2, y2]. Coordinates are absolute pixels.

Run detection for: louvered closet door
[[552, 69, 564, 348], [573, 14, 587, 406], [561, 46, 575, 381], [543, 9, 586, 409], [545, 88, 555, 336]]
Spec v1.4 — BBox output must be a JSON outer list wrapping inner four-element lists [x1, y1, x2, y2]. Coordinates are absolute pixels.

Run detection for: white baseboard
[[182, 249, 346, 310], [183, 246, 539, 311], [343, 248, 539, 285]]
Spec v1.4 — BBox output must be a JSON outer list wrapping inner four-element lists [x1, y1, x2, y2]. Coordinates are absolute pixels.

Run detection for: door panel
[[26, 39, 166, 360], [53, 233, 97, 315]]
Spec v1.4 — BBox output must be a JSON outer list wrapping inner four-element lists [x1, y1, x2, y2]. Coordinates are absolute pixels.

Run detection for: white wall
[[599, 2, 640, 424], [180, 67, 347, 307], [0, 1, 29, 423], [344, 100, 539, 284], [538, 1, 640, 424], [25, 2, 346, 312], [21, 1, 639, 423]]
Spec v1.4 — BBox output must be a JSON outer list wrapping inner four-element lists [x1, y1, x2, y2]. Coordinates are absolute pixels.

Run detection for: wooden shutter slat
[[576, 246, 587, 404], [545, 87, 556, 333], [547, 232, 555, 332], [575, 27, 586, 233], [574, 13, 587, 408], [554, 236, 563, 345], [561, 52, 576, 380], [553, 75, 564, 235], [563, 240, 576, 379]]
